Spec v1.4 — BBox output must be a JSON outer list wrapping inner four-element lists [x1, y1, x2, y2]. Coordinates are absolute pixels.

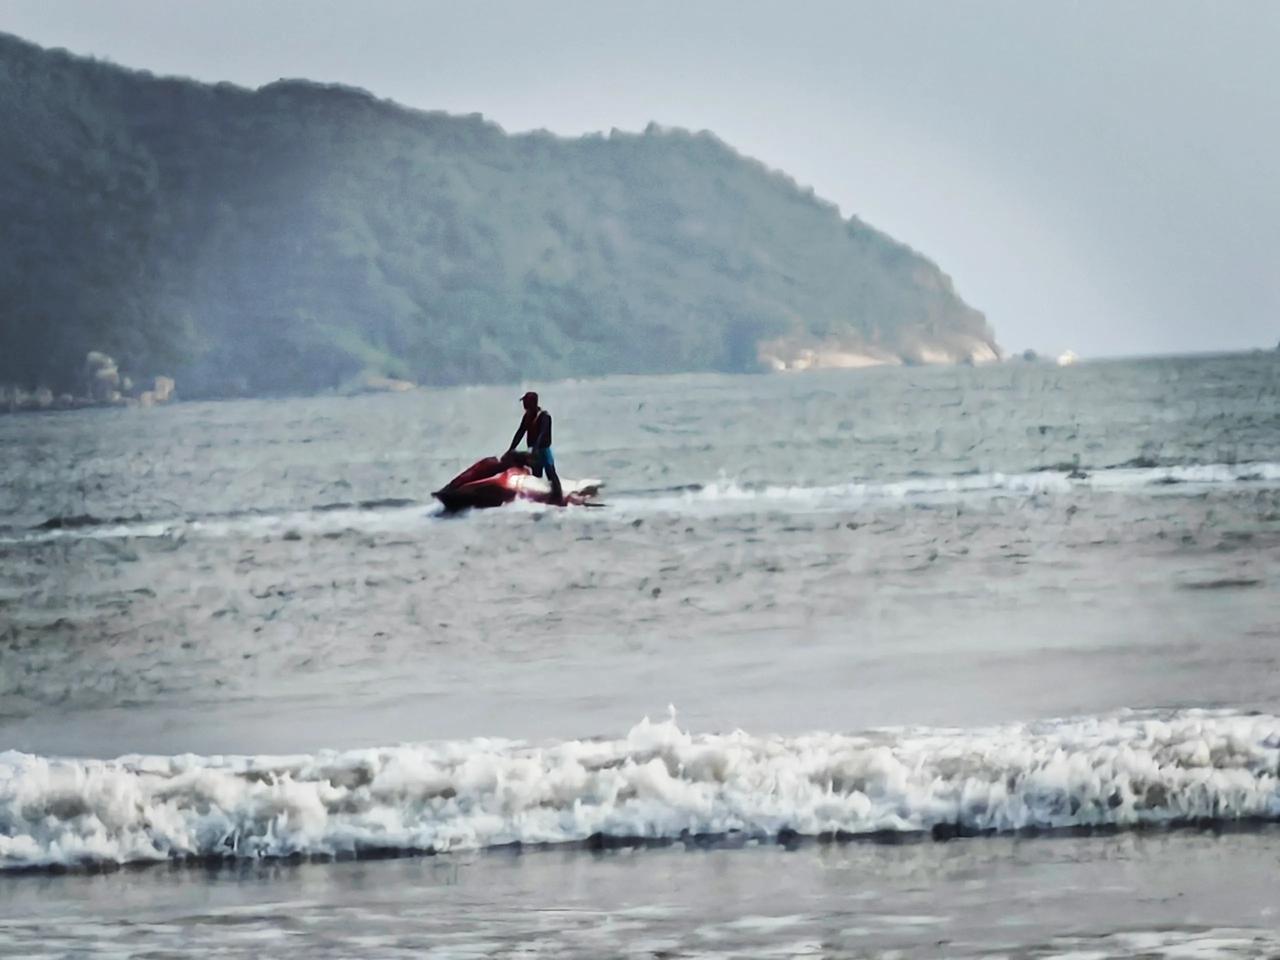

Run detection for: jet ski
[[433, 456, 603, 512]]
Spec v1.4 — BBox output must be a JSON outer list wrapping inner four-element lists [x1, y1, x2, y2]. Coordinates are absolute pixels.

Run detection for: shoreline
[[5, 349, 1277, 415]]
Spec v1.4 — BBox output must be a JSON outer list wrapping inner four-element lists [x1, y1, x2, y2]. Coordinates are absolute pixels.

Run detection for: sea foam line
[[0, 503, 433, 546], [622, 461, 1280, 514], [3, 710, 1279, 871], [6, 460, 1279, 545]]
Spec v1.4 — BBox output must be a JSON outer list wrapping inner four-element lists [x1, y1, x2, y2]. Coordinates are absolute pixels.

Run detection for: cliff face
[[0, 33, 999, 397]]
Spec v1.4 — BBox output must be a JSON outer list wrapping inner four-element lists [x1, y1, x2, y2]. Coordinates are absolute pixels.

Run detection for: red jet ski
[[433, 456, 603, 512]]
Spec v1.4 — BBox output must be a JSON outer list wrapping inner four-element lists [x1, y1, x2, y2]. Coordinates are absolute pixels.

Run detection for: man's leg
[[546, 463, 564, 503]]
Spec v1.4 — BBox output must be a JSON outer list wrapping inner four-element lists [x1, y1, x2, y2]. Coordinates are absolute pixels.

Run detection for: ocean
[[2, 353, 1279, 958]]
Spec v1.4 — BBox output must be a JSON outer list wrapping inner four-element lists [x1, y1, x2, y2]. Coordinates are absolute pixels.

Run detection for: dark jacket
[[512, 408, 552, 450]]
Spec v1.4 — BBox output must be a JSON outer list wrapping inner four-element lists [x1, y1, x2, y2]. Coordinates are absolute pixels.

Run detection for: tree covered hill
[[1, 32, 998, 398]]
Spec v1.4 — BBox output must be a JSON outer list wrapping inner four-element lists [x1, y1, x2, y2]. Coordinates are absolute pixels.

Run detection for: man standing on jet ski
[[505, 391, 563, 504]]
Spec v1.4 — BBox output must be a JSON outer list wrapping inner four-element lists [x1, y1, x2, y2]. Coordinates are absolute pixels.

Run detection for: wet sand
[[4, 829, 1279, 958]]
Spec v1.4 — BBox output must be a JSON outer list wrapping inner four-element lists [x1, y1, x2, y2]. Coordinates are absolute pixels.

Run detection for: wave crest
[[3, 710, 1279, 871]]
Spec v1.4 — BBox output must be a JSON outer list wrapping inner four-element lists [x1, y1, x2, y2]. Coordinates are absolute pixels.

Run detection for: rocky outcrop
[[338, 373, 418, 396], [759, 335, 1000, 373]]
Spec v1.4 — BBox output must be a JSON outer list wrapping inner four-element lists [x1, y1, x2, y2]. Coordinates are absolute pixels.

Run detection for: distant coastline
[[6, 346, 1278, 416]]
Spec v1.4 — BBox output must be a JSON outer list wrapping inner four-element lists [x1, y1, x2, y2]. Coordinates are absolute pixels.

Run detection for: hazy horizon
[[4, 0, 1277, 358]]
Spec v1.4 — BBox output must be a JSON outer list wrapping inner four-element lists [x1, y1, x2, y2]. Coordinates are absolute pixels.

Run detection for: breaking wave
[[3, 710, 1279, 872]]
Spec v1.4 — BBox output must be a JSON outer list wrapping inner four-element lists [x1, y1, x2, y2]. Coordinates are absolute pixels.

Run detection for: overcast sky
[[4, 0, 1277, 356]]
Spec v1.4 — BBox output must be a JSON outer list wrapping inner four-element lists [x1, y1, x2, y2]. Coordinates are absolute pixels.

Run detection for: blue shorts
[[532, 447, 555, 470]]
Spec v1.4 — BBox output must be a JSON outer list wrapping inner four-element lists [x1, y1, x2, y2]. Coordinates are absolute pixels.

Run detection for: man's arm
[[506, 421, 527, 453]]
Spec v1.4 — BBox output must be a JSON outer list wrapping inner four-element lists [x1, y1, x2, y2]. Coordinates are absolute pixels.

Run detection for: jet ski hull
[[433, 457, 602, 512]]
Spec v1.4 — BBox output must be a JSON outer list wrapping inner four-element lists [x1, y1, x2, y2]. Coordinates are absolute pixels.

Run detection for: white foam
[[621, 461, 1280, 516], [1038, 929, 1280, 960], [3, 710, 1278, 871], [5, 461, 1276, 544], [0, 504, 435, 546]]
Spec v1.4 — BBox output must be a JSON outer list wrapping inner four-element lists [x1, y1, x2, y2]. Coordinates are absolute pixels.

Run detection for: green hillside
[[0, 33, 997, 398]]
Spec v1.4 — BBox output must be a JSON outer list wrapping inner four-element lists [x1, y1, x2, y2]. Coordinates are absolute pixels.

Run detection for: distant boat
[[1056, 350, 1079, 367]]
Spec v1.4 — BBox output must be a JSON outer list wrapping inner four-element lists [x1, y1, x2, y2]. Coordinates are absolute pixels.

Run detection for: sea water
[[1, 353, 1279, 957]]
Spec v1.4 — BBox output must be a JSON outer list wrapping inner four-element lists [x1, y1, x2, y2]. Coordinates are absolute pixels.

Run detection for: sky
[[3, 0, 1278, 357]]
